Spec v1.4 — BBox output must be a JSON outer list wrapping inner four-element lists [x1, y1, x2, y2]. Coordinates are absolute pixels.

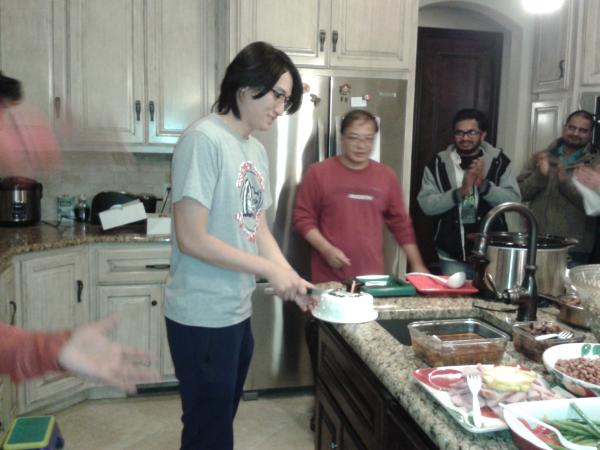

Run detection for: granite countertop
[[0, 222, 170, 272], [318, 282, 596, 450]]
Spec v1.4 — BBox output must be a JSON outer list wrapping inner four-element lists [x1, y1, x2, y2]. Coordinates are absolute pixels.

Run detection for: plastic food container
[[408, 318, 509, 367], [512, 321, 584, 363]]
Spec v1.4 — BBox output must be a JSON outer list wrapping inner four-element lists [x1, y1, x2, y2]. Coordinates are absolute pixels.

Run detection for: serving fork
[[466, 374, 483, 428], [535, 330, 574, 341]]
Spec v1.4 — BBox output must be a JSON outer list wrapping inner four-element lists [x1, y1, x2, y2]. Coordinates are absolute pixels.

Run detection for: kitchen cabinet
[[316, 322, 437, 450], [581, 0, 600, 86], [67, 0, 216, 150], [17, 248, 89, 412], [0, 0, 66, 124], [0, 266, 17, 436], [92, 244, 174, 380], [531, 0, 576, 93], [529, 97, 568, 154], [233, 0, 417, 70]]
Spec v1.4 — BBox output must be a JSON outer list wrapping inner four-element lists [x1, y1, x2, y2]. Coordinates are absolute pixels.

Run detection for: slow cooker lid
[[485, 231, 578, 249], [0, 176, 42, 191]]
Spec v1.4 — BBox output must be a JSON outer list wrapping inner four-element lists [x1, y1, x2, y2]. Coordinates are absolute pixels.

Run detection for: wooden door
[[410, 28, 503, 269], [330, 0, 416, 70], [236, 0, 329, 67], [146, 0, 215, 144], [67, 0, 145, 144], [97, 284, 163, 374], [20, 249, 89, 409], [532, 0, 575, 92]]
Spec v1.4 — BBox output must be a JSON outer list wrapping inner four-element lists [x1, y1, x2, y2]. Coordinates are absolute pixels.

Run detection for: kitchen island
[[314, 283, 596, 450]]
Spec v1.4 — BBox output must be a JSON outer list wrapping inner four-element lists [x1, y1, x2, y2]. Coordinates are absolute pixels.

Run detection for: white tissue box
[[146, 214, 171, 235], [99, 200, 147, 230]]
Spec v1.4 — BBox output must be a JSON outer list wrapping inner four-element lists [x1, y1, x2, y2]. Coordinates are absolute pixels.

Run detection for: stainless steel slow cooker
[[482, 232, 577, 297], [0, 176, 43, 226]]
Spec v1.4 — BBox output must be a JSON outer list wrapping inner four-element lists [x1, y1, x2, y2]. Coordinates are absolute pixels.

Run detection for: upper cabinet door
[[329, 0, 415, 70], [146, 0, 215, 144], [581, 0, 600, 86], [237, 0, 330, 67], [234, 0, 415, 71], [67, 0, 145, 145], [532, 1, 576, 93], [0, 0, 65, 123]]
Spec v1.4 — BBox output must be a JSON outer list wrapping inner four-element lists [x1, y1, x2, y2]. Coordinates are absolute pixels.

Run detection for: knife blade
[[307, 287, 327, 297], [264, 286, 327, 297]]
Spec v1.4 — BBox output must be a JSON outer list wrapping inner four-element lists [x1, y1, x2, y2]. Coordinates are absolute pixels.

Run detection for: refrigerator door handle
[[317, 119, 326, 161]]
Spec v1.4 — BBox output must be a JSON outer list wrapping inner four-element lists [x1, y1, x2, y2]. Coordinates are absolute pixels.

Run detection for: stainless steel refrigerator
[[243, 73, 407, 396]]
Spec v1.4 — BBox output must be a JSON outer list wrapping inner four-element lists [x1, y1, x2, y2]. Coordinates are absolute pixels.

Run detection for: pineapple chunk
[[482, 366, 536, 392]]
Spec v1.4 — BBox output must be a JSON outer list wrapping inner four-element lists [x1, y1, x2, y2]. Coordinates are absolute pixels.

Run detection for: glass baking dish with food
[[512, 321, 584, 363], [408, 318, 509, 367]]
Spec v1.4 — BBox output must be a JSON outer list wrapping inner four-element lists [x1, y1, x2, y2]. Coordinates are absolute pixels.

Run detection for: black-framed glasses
[[453, 129, 481, 138], [270, 88, 292, 112]]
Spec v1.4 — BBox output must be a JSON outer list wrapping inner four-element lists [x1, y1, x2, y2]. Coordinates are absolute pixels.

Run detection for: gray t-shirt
[[165, 114, 272, 327]]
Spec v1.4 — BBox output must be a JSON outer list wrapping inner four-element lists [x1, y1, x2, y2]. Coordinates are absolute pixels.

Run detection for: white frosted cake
[[312, 289, 377, 323]]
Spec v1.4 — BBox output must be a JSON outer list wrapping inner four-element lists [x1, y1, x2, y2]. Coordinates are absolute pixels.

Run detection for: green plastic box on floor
[[3, 415, 63, 450]]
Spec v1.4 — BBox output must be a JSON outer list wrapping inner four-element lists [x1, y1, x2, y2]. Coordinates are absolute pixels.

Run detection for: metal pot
[[556, 294, 590, 329], [482, 232, 577, 297]]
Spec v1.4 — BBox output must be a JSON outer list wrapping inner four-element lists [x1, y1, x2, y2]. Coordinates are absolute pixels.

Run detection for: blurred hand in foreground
[[58, 315, 160, 394]]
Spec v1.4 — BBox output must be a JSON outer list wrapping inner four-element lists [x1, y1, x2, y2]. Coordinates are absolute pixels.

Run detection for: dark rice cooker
[[0, 176, 43, 226]]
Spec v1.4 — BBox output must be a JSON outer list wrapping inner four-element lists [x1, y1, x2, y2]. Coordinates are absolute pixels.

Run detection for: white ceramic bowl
[[503, 398, 600, 450], [543, 343, 600, 397]]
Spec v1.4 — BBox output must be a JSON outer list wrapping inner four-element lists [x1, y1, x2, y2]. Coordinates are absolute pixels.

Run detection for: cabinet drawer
[[94, 246, 171, 284]]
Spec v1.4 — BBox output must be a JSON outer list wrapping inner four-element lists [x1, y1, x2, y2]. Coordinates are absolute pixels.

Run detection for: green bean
[[571, 402, 600, 439], [546, 444, 569, 450]]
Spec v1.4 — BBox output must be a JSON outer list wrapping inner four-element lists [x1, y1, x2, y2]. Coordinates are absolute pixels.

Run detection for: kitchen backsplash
[[35, 151, 172, 222]]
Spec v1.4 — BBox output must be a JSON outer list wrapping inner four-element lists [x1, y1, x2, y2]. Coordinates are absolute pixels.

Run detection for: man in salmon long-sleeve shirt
[[0, 315, 159, 392], [293, 109, 427, 283], [293, 110, 427, 430]]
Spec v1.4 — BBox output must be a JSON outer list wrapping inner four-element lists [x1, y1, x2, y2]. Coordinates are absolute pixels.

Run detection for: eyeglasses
[[270, 88, 292, 112], [343, 134, 375, 145], [453, 129, 481, 138]]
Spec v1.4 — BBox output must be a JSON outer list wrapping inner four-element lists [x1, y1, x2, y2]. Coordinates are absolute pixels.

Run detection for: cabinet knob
[[319, 29, 326, 52], [149, 101, 155, 122], [331, 30, 339, 53], [9, 301, 16, 326], [76, 280, 84, 303], [135, 100, 141, 121], [330, 443, 338, 449], [151, 300, 158, 306], [559, 59, 565, 79], [54, 97, 61, 118]]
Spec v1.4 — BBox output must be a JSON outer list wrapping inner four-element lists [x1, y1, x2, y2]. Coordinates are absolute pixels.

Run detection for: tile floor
[[53, 390, 315, 450]]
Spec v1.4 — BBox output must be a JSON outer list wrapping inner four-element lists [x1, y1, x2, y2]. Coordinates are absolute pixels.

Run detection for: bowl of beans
[[543, 343, 600, 397]]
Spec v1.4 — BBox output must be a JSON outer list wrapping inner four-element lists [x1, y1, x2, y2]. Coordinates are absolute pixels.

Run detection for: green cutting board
[[346, 275, 417, 297]]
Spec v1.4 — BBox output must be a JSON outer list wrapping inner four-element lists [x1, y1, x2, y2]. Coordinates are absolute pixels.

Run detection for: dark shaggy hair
[[452, 108, 489, 133], [213, 41, 302, 118]]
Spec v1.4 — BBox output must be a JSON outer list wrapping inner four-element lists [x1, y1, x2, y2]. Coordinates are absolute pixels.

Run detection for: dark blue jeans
[[166, 317, 254, 450]]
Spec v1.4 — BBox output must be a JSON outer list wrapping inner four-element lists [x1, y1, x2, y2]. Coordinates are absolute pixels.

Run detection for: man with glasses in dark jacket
[[417, 108, 521, 277]]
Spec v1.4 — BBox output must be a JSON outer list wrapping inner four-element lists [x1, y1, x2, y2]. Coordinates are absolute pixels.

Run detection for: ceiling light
[[521, 0, 565, 14]]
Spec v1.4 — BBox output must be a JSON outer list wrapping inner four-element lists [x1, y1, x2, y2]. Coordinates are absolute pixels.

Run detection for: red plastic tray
[[405, 274, 478, 295]]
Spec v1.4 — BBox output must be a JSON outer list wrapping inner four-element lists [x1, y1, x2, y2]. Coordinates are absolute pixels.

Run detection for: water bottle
[[74, 194, 90, 222]]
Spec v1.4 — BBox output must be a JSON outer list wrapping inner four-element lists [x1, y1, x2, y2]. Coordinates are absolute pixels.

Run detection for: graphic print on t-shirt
[[235, 161, 265, 242]]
